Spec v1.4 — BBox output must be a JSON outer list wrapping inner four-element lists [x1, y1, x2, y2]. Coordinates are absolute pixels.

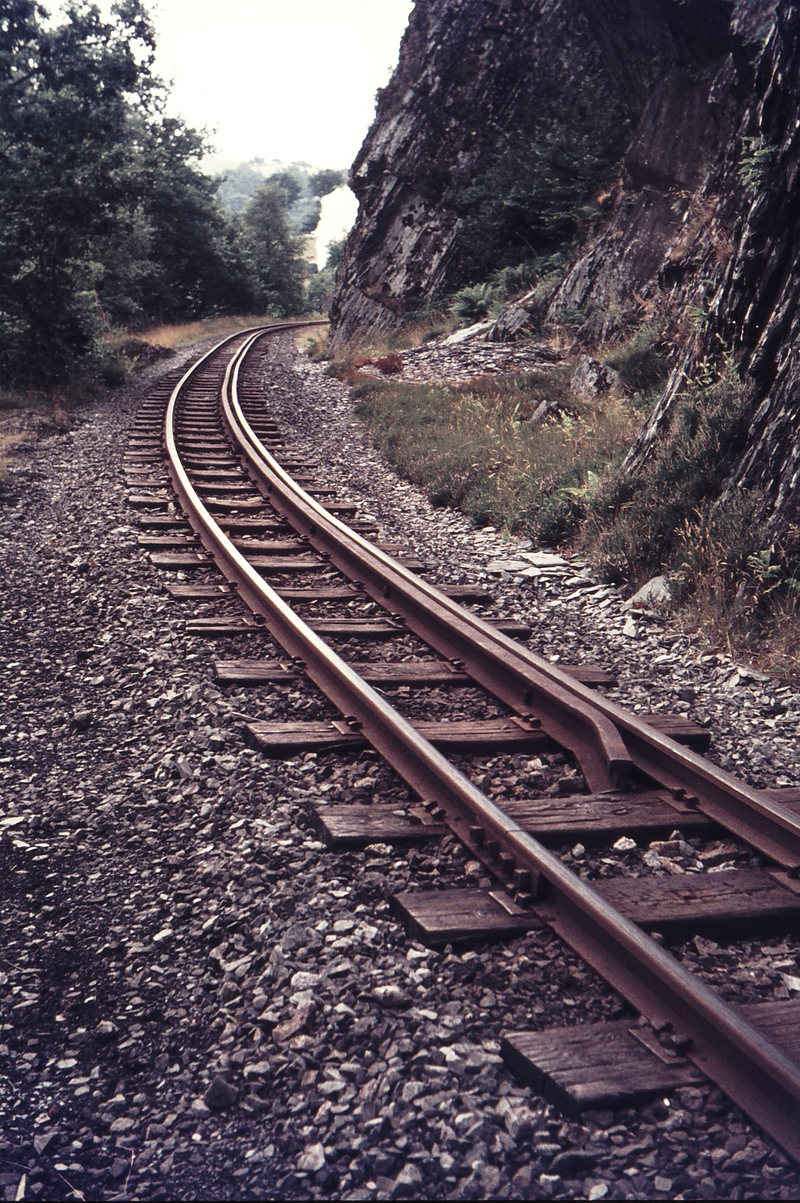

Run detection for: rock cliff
[[329, 0, 734, 351], [601, 0, 800, 540], [710, 2, 800, 535], [332, 0, 800, 538]]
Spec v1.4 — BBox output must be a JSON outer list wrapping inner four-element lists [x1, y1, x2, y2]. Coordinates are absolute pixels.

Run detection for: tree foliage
[[216, 161, 266, 213], [240, 183, 306, 316], [309, 169, 344, 198], [0, 0, 308, 386]]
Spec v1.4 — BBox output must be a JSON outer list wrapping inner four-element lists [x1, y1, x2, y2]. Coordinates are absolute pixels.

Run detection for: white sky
[[148, 0, 415, 169]]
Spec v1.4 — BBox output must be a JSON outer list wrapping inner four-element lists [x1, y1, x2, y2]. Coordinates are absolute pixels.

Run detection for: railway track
[[127, 322, 800, 1165]]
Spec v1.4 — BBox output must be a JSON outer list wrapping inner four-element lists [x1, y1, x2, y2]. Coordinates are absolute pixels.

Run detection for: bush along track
[[335, 328, 800, 674]]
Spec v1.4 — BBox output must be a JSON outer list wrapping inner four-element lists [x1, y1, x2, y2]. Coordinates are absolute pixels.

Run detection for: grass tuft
[[603, 324, 669, 400], [102, 313, 283, 353], [352, 368, 637, 540], [581, 365, 754, 578]]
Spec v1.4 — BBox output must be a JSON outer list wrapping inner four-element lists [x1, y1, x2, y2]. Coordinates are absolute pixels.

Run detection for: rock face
[[546, 62, 742, 333], [613, 0, 800, 538], [570, 355, 620, 399], [329, 0, 734, 351], [332, 0, 800, 537], [712, 2, 800, 535]]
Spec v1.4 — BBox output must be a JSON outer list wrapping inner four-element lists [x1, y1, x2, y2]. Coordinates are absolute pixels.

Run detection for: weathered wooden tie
[[312, 791, 713, 850], [191, 617, 407, 638], [392, 868, 800, 948], [190, 615, 529, 637], [312, 806, 446, 849], [214, 656, 610, 689], [390, 888, 539, 944], [588, 867, 800, 938], [501, 1021, 706, 1115], [149, 553, 323, 571], [502, 1000, 800, 1115], [244, 717, 553, 756]]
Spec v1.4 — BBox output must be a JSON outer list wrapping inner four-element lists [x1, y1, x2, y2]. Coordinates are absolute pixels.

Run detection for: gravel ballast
[[1, 333, 799, 1201]]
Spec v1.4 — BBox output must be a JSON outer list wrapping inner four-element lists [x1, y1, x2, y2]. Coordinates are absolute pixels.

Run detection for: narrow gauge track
[[126, 323, 800, 1163]]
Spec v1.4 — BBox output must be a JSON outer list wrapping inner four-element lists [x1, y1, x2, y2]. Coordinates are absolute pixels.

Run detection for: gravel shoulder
[[0, 334, 798, 1202]]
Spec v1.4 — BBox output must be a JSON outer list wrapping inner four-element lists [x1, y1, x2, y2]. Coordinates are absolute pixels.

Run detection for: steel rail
[[225, 330, 800, 872], [170, 326, 800, 1159], [223, 337, 630, 794]]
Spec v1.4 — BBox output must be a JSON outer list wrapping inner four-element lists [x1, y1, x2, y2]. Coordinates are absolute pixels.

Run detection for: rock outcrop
[[331, 0, 800, 538], [712, 3, 800, 535], [610, 0, 800, 539], [329, 0, 734, 351]]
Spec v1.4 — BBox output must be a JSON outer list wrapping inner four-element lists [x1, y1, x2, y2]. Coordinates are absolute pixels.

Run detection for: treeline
[[0, 0, 335, 386]]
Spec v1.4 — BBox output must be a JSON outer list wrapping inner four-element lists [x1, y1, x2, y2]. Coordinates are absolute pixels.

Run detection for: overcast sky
[[148, 0, 415, 170]]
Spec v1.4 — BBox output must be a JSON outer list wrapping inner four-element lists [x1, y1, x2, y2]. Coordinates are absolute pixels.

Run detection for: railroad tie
[[149, 552, 323, 571], [165, 580, 487, 602], [127, 494, 170, 508], [243, 717, 555, 756], [312, 790, 713, 850], [213, 657, 613, 688], [391, 869, 800, 945], [188, 615, 528, 637], [503, 999, 800, 1116], [502, 1022, 706, 1116]]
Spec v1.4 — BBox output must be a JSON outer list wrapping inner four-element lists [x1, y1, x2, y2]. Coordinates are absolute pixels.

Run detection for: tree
[[265, 170, 304, 208], [129, 119, 252, 323], [309, 169, 345, 197], [0, 0, 283, 386], [240, 183, 306, 316], [0, 0, 161, 381]]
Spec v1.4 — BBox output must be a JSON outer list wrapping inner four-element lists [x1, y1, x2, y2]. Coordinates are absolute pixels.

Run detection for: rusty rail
[[227, 330, 800, 872], [160, 324, 800, 1160]]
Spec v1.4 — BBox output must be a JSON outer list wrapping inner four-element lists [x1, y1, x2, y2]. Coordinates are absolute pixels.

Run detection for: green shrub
[[738, 136, 777, 192], [450, 283, 500, 322], [582, 364, 755, 578]]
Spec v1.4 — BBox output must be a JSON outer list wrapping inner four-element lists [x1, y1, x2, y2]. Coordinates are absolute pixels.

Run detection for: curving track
[[130, 322, 800, 1162]]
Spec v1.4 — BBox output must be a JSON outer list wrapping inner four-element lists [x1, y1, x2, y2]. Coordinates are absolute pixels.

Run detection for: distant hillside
[[204, 157, 345, 236]]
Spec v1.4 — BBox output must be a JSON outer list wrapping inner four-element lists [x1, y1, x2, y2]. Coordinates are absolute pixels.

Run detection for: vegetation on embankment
[[351, 368, 637, 541], [582, 365, 800, 666], [326, 325, 800, 670]]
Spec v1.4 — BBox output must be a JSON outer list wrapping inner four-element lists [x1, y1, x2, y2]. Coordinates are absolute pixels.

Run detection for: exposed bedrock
[[328, 0, 734, 352], [713, 2, 800, 534], [618, 1, 800, 539]]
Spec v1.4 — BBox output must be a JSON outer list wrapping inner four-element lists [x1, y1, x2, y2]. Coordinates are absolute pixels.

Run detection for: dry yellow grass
[[351, 369, 639, 541], [0, 428, 28, 480], [103, 313, 283, 352]]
